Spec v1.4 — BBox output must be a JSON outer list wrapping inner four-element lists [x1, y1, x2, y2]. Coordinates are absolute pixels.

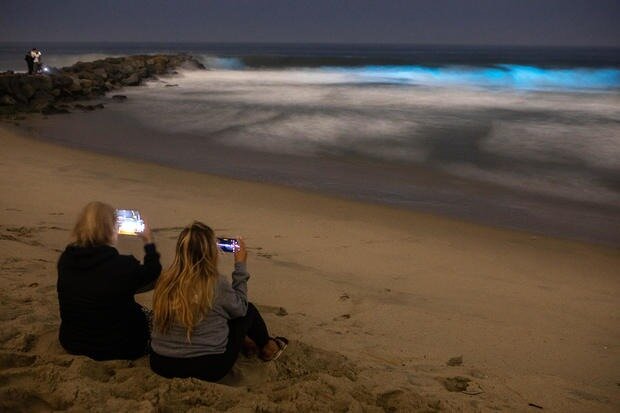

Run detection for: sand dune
[[1, 122, 618, 412]]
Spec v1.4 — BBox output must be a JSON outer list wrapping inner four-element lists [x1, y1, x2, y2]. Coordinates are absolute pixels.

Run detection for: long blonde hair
[[152, 221, 220, 340], [72, 201, 116, 247]]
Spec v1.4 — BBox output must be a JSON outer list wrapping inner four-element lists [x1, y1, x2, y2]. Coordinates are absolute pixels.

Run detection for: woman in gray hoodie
[[149, 221, 287, 382]]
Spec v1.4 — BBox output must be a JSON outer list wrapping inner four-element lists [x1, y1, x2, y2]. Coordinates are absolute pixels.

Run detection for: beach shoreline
[[1, 123, 619, 412], [17, 106, 620, 247]]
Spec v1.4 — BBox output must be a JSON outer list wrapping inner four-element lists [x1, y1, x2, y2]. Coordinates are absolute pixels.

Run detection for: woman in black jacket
[[57, 201, 162, 360]]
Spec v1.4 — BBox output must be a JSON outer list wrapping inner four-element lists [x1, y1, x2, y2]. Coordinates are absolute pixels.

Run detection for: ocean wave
[[328, 65, 620, 91], [110, 68, 620, 206], [189, 57, 620, 92]]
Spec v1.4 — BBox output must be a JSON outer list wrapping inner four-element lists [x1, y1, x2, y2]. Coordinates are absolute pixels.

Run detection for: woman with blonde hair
[[57, 201, 162, 360], [150, 221, 287, 382]]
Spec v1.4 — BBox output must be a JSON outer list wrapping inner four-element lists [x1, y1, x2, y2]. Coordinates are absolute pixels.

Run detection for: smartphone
[[217, 237, 239, 253], [115, 209, 145, 236]]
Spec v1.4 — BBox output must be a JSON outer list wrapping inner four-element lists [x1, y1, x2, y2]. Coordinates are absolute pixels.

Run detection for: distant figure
[[32, 48, 42, 74], [57, 201, 162, 360], [24, 49, 35, 74], [150, 221, 288, 382]]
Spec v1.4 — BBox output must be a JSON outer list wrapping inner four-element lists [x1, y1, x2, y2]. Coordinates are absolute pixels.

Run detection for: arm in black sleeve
[[134, 243, 162, 293]]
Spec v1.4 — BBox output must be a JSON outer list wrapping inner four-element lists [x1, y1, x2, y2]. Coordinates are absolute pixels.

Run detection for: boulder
[[119, 64, 135, 75], [0, 76, 10, 94], [42, 105, 70, 115], [73, 103, 104, 111], [74, 103, 94, 111], [93, 68, 108, 79], [178, 60, 205, 70], [7, 77, 28, 103], [51, 75, 74, 89], [19, 82, 36, 99], [24, 75, 53, 91], [68, 76, 82, 92], [112, 95, 127, 102], [121, 73, 141, 86], [29, 90, 55, 111], [79, 79, 93, 89], [0, 95, 16, 106]]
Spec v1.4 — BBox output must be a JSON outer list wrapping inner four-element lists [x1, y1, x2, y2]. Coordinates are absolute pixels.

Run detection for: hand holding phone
[[234, 238, 247, 264], [138, 220, 153, 244]]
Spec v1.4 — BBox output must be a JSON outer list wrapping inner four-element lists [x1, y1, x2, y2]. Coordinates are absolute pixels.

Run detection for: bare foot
[[260, 338, 280, 360], [242, 336, 258, 357]]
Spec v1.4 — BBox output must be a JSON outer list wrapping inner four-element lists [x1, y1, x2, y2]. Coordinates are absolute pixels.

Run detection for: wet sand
[[1, 123, 619, 412], [21, 105, 620, 247]]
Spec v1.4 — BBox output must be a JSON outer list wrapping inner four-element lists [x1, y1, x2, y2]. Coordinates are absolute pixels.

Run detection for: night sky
[[1, 0, 619, 47]]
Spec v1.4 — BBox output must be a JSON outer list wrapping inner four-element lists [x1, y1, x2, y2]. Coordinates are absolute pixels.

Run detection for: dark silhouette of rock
[[73, 103, 105, 112], [112, 95, 128, 102], [0, 95, 16, 106], [121, 73, 141, 86], [0, 54, 204, 115], [42, 105, 70, 115]]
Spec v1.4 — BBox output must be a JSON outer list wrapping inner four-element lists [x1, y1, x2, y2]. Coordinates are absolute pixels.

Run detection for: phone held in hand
[[116, 209, 145, 236], [217, 237, 239, 253]]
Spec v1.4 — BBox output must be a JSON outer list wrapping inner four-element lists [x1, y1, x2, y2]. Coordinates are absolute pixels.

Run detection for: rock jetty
[[0, 54, 204, 115]]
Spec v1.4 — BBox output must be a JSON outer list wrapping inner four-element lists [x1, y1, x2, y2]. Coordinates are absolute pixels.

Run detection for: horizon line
[[1, 40, 620, 49]]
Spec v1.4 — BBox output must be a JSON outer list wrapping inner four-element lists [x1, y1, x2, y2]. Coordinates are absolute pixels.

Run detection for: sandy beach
[[1, 122, 619, 412]]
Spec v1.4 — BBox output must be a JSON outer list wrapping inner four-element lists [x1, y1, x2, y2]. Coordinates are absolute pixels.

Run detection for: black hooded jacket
[[57, 243, 161, 360]]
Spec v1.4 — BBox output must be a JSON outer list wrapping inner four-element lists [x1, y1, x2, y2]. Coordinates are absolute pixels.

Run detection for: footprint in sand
[[256, 304, 288, 317], [257, 252, 275, 259], [442, 376, 471, 392], [0, 351, 37, 370], [0, 387, 59, 412], [0, 226, 44, 246]]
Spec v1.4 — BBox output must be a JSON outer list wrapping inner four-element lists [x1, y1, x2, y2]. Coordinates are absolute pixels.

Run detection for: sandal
[[261, 336, 288, 361]]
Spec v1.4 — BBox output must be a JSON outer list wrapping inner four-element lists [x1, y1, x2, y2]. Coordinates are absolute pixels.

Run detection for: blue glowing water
[[332, 65, 620, 91]]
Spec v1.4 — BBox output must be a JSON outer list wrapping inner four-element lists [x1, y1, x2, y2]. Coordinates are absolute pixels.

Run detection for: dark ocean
[[2, 42, 620, 244]]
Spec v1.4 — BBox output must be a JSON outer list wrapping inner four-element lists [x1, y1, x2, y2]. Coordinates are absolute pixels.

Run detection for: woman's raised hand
[[138, 219, 153, 244], [234, 237, 247, 263]]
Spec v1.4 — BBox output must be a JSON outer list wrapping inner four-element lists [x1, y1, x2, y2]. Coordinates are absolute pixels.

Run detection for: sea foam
[[114, 67, 619, 206]]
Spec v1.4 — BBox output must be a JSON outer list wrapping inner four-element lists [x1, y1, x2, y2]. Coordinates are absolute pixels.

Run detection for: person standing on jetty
[[32, 48, 42, 74], [24, 49, 35, 74], [57, 202, 162, 361], [149, 221, 288, 382]]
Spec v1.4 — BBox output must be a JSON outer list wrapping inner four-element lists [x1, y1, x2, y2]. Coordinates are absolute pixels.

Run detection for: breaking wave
[[115, 68, 620, 206]]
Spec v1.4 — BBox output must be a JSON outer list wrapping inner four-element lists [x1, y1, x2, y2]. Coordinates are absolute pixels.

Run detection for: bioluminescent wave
[[114, 68, 620, 208], [194, 55, 620, 92], [327, 65, 620, 91]]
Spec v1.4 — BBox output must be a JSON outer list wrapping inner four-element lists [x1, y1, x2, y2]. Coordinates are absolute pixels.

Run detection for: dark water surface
[[23, 107, 620, 246]]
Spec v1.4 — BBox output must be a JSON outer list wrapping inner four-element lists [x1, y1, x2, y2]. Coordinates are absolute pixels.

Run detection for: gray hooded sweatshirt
[[150, 262, 249, 358]]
